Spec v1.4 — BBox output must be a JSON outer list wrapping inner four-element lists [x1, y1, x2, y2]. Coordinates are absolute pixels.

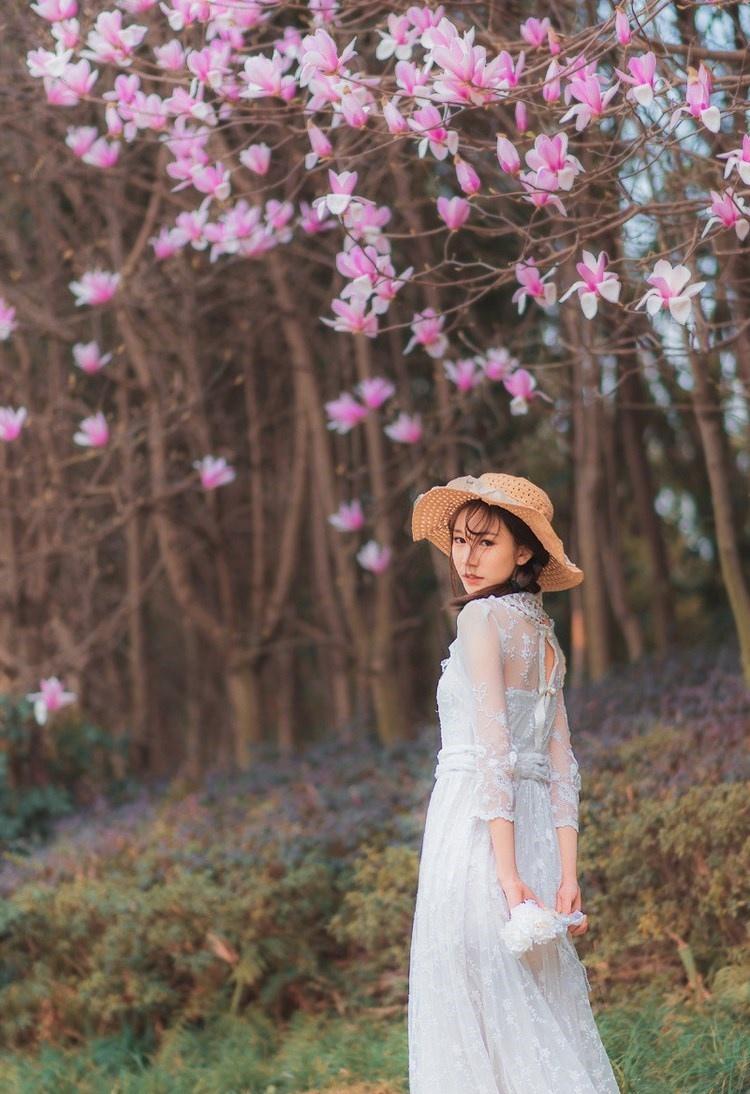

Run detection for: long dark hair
[[445, 499, 550, 612]]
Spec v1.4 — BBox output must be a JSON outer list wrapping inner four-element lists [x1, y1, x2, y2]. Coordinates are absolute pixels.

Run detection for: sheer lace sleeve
[[454, 599, 516, 823], [548, 688, 582, 831]]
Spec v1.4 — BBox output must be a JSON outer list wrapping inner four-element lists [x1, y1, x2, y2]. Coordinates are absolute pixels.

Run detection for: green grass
[[0, 994, 747, 1094]]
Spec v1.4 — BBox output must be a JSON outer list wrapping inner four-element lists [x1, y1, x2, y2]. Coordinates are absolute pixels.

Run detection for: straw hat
[[411, 472, 583, 592]]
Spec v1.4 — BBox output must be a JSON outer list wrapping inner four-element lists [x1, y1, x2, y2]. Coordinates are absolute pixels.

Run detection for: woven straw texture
[[411, 473, 583, 592]]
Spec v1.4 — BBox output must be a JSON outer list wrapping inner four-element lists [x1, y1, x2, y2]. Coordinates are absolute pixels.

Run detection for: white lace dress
[[407, 591, 620, 1093]]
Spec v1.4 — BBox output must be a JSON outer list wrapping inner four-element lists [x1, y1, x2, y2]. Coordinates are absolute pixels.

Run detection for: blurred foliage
[[0, 695, 133, 852], [0, 636, 746, 1076]]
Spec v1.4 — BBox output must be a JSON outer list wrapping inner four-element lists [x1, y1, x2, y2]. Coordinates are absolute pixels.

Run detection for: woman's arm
[[549, 689, 588, 932], [455, 601, 540, 905]]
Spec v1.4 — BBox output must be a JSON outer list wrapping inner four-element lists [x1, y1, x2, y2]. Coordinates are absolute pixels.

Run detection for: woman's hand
[[501, 874, 547, 912], [556, 876, 588, 937]]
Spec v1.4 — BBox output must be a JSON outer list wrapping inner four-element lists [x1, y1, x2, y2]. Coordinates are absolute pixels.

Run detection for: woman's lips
[[464, 575, 482, 582]]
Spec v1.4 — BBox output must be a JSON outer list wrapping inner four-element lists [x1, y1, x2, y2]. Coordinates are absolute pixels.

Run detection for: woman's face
[[451, 507, 532, 595]]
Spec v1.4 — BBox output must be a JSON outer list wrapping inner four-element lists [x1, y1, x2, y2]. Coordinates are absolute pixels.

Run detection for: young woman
[[407, 472, 620, 1093]]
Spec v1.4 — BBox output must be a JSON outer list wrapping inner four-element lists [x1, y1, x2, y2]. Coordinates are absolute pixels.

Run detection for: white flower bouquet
[[501, 899, 586, 957]]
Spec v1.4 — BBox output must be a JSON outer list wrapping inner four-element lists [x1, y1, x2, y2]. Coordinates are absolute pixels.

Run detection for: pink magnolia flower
[[150, 226, 183, 259], [31, 0, 78, 20], [44, 76, 81, 106], [717, 134, 750, 186], [519, 170, 567, 216], [408, 104, 459, 160], [431, 32, 519, 106], [186, 42, 233, 90], [83, 137, 120, 168], [395, 58, 433, 99], [73, 412, 109, 447], [560, 70, 620, 130], [65, 124, 97, 156], [383, 96, 408, 134], [384, 412, 422, 444], [163, 85, 216, 125], [377, 257, 413, 298], [496, 135, 521, 175], [173, 207, 210, 249], [51, 18, 80, 49], [634, 260, 706, 325], [542, 59, 562, 102], [558, 250, 622, 318], [0, 299, 18, 341], [298, 200, 335, 234], [356, 376, 396, 409], [408, 5, 446, 36], [265, 199, 294, 235], [25, 676, 77, 726], [343, 201, 392, 244], [240, 50, 297, 101], [357, 539, 392, 574], [309, 0, 338, 25], [192, 454, 236, 489], [189, 162, 231, 201], [455, 157, 481, 195], [376, 13, 418, 61], [514, 100, 528, 133], [404, 308, 448, 358], [325, 392, 370, 433], [73, 341, 112, 374], [320, 295, 379, 337], [437, 195, 470, 230], [524, 131, 584, 191], [504, 369, 542, 415], [26, 44, 73, 79], [69, 269, 120, 306], [154, 39, 185, 70], [328, 499, 365, 532], [668, 64, 720, 134], [161, 0, 211, 32], [48, 58, 98, 104], [520, 17, 551, 48], [339, 86, 375, 129], [481, 346, 518, 381], [304, 122, 333, 169], [312, 169, 359, 219], [511, 259, 557, 315], [444, 356, 483, 393], [614, 52, 659, 107], [299, 27, 357, 86], [0, 407, 27, 441], [615, 8, 632, 46], [701, 189, 749, 242], [494, 48, 526, 91], [81, 10, 147, 66]]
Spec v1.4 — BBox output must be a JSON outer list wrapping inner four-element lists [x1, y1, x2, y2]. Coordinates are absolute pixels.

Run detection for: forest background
[[0, 0, 748, 1090]]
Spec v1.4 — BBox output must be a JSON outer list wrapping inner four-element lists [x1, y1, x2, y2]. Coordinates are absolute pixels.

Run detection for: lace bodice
[[436, 590, 581, 830]]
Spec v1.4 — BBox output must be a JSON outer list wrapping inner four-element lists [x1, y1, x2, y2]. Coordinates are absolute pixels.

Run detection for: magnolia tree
[[2, 0, 749, 767]]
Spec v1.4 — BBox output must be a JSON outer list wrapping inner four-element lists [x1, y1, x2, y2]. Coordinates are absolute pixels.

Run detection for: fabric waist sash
[[434, 743, 551, 784]]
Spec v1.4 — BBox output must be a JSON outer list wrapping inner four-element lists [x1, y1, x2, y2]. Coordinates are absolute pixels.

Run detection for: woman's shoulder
[[458, 590, 550, 624], [455, 594, 520, 644]]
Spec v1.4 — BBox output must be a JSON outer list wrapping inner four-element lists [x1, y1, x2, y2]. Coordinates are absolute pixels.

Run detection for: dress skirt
[[407, 750, 621, 1094]]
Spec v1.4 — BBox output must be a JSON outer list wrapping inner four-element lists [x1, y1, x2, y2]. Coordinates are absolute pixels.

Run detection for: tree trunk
[[564, 296, 611, 680], [618, 355, 676, 652], [688, 309, 750, 686], [353, 334, 409, 745]]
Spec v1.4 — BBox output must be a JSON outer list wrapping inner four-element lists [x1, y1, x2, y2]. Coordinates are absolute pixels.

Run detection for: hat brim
[[411, 484, 584, 592]]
